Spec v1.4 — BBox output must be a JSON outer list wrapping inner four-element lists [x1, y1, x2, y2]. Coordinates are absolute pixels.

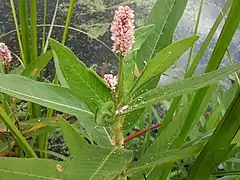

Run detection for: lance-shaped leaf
[[129, 64, 240, 112], [60, 118, 133, 180], [0, 158, 65, 179], [137, 0, 188, 70], [127, 141, 204, 175], [0, 74, 93, 118], [76, 114, 112, 147], [21, 50, 53, 79], [49, 39, 112, 112], [132, 35, 199, 93]]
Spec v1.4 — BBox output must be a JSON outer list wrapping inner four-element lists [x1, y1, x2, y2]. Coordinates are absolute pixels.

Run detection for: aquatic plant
[[0, 0, 239, 179]]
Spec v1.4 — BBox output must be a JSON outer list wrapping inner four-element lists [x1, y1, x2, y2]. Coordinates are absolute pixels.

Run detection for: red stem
[[124, 123, 161, 143]]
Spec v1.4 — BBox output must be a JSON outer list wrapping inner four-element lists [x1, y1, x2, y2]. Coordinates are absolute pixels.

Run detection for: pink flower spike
[[110, 6, 135, 56], [0, 43, 12, 65], [104, 74, 118, 90]]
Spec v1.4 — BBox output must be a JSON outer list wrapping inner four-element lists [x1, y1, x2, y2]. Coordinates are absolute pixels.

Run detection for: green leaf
[[129, 64, 240, 112], [186, 0, 234, 78], [10, 65, 24, 75], [132, 25, 156, 52], [59, 116, 89, 156], [176, 83, 219, 143], [159, 0, 234, 148], [149, 95, 189, 152], [187, 91, 240, 180], [21, 50, 53, 79], [76, 115, 112, 147], [144, 94, 189, 179], [185, 0, 240, 147], [124, 24, 155, 92], [0, 74, 93, 118], [126, 141, 204, 175], [0, 158, 65, 179], [205, 82, 239, 131], [123, 108, 147, 133], [59, 116, 133, 179], [131, 35, 199, 93], [137, 0, 188, 70], [49, 39, 112, 112], [205, 0, 240, 73]]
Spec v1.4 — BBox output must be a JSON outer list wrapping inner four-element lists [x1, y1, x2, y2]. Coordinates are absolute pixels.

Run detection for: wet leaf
[[130, 64, 240, 111], [132, 35, 199, 93], [137, 0, 188, 70]]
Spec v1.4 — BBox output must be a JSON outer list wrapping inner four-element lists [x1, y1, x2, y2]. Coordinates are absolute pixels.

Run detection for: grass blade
[[205, 0, 240, 72], [43, 0, 59, 53], [61, 0, 76, 44], [9, 0, 25, 64], [41, 0, 47, 53], [18, 0, 31, 65], [0, 106, 37, 158], [186, 0, 204, 70], [186, 0, 234, 78], [171, 0, 240, 150], [187, 91, 240, 180]]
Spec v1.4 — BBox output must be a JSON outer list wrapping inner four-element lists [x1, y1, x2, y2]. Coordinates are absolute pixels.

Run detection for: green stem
[[30, 0, 41, 118], [30, 1, 37, 61], [40, 0, 59, 158], [111, 55, 125, 148], [186, 0, 204, 71], [112, 116, 124, 148], [227, 49, 240, 85], [61, 0, 76, 44], [116, 55, 124, 106], [41, 0, 47, 53], [9, 0, 25, 64], [18, 0, 31, 65], [43, 0, 59, 53]]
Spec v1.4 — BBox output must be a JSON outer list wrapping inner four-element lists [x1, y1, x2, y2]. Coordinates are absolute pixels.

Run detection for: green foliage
[[137, 0, 188, 70], [130, 35, 199, 94], [0, 0, 240, 179], [0, 74, 92, 117], [49, 38, 112, 112], [187, 91, 240, 180], [129, 64, 240, 111]]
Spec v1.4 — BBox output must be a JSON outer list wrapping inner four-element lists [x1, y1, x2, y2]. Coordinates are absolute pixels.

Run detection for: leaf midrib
[[0, 169, 60, 180], [149, 0, 176, 59], [0, 85, 93, 116], [89, 148, 117, 180], [59, 49, 104, 103]]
